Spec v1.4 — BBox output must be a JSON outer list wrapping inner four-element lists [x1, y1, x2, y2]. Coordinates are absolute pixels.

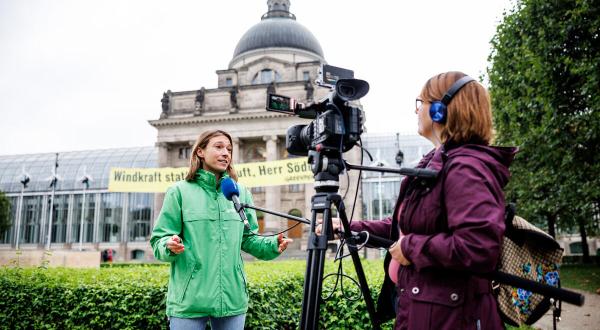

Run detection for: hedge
[[0, 259, 394, 330]]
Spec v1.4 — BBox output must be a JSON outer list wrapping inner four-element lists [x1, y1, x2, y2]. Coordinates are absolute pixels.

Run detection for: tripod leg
[[300, 193, 331, 330], [335, 197, 381, 330]]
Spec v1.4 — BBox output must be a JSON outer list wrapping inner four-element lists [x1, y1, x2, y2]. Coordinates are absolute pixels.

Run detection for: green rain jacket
[[150, 169, 280, 318]]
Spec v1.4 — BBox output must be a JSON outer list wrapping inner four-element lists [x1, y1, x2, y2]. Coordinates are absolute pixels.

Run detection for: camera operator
[[317, 71, 517, 329]]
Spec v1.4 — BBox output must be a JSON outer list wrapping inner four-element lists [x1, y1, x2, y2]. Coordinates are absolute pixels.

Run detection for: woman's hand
[[389, 236, 411, 266], [166, 235, 185, 254], [315, 217, 342, 238], [277, 233, 293, 253]]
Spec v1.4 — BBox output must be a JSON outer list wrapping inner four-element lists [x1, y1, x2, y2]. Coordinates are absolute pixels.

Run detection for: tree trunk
[[547, 212, 557, 238], [578, 219, 591, 264]]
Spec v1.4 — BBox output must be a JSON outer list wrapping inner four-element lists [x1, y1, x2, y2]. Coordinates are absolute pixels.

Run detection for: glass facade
[[99, 193, 122, 243], [72, 193, 95, 244], [0, 196, 17, 244], [21, 195, 44, 244], [362, 180, 401, 220], [128, 193, 153, 242], [0, 147, 157, 253], [50, 194, 69, 243], [360, 133, 433, 220]]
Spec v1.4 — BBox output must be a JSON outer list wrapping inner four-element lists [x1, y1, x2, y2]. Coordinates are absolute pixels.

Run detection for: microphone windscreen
[[221, 177, 240, 201]]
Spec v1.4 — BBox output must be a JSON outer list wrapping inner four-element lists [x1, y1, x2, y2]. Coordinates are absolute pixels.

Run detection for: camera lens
[[286, 124, 312, 156], [338, 85, 355, 99]]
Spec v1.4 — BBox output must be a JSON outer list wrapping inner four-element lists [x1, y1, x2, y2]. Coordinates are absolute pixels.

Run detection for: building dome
[[232, 0, 324, 60]]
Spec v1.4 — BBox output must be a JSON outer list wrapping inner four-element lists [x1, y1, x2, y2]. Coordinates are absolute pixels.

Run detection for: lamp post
[[373, 161, 385, 221], [45, 153, 59, 251], [14, 171, 30, 250], [395, 150, 404, 167], [78, 173, 92, 251]]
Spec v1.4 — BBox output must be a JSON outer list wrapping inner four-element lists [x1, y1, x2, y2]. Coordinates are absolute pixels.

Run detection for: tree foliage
[[0, 191, 11, 235], [488, 0, 600, 242]]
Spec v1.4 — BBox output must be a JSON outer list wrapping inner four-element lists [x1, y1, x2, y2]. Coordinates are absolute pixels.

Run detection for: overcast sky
[[0, 0, 515, 156]]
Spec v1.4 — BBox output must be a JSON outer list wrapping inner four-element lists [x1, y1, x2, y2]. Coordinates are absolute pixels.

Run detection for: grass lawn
[[559, 264, 600, 293]]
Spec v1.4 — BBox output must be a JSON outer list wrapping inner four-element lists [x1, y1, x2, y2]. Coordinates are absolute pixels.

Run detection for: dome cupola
[[231, 0, 324, 63]]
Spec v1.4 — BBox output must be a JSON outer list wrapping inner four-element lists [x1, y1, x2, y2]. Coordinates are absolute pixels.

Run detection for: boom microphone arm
[[241, 203, 310, 225], [344, 161, 439, 179]]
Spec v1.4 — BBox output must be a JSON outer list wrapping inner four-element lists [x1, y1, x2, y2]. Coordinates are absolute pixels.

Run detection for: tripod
[[299, 150, 381, 330]]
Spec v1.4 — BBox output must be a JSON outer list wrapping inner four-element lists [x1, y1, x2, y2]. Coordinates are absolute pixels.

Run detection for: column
[[232, 137, 241, 164], [153, 142, 170, 229], [65, 194, 75, 245], [156, 142, 170, 167], [38, 195, 48, 248], [120, 193, 129, 261], [92, 193, 101, 244], [345, 146, 363, 222], [263, 135, 281, 232]]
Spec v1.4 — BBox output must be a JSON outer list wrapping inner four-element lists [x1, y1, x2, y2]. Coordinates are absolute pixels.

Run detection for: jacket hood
[[426, 144, 518, 188]]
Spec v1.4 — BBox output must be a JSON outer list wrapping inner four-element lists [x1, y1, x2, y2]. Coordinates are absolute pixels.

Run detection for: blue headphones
[[429, 76, 476, 124]]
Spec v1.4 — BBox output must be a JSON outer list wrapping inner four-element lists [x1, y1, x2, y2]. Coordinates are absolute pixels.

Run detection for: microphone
[[221, 177, 251, 230]]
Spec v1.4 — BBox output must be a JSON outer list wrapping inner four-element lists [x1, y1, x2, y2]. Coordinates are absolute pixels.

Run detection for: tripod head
[[307, 149, 345, 193]]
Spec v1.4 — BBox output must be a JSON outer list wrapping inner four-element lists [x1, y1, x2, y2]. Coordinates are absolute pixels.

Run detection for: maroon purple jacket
[[351, 143, 517, 329]]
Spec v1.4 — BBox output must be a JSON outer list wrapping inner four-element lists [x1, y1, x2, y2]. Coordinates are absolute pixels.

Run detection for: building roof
[[232, 0, 324, 60], [0, 147, 156, 193]]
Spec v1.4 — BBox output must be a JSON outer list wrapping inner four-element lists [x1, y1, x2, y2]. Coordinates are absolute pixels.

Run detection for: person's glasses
[[415, 98, 424, 111]]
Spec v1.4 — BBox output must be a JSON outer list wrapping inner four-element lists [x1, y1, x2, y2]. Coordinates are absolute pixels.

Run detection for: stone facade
[[148, 3, 363, 243]]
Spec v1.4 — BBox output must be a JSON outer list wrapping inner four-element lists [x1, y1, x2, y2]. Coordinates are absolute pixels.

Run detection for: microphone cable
[[243, 220, 303, 238], [321, 137, 371, 303]]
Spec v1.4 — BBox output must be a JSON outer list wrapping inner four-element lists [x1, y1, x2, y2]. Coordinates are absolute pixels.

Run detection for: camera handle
[[300, 192, 381, 330]]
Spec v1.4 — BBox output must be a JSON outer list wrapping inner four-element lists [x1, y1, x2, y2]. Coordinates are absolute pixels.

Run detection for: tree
[[0, 191, 11, 235], [488, 0, 600, 262]]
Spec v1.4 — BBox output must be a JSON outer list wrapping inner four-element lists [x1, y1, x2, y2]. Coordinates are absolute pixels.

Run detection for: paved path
[[533, 288, 600, 330]]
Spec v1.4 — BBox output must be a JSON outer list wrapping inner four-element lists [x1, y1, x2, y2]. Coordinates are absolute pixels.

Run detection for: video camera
[[266, 64, 369, 156]]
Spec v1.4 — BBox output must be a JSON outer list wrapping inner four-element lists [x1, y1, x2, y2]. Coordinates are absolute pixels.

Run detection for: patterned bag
[[494, 205, 564, 326]]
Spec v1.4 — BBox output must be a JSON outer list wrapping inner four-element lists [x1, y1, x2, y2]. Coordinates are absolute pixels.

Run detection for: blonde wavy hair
[[185, 130, 238, 181]]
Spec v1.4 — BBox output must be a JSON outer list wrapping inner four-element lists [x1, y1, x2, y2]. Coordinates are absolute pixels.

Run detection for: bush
[[0, 266, 169, 329], [0, 259, 393, 330]]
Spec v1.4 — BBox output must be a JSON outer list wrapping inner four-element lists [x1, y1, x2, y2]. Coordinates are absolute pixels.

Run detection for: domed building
[[2, 1, 443, 264], [149, 0, 362, 242]]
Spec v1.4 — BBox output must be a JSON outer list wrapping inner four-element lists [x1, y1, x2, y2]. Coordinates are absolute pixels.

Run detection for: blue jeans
[[170, 314, 246, 330]]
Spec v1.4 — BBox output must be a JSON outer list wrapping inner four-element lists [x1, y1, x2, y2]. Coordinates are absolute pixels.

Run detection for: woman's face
[[415, 96, 433, 139], [197, 135, 232, 176]]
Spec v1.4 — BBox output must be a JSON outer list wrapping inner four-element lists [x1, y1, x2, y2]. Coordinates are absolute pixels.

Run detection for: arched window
[[252, 69, 282, 84], [131, 249, 145, 260], [288, 209, 303, 238], [569, 242, 582, 254], [289, 209, 302, 217], [256, 210, 265, 233]]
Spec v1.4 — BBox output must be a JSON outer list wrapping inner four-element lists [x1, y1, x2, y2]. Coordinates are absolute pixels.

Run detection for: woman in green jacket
[[150, 129, 292, 330]]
